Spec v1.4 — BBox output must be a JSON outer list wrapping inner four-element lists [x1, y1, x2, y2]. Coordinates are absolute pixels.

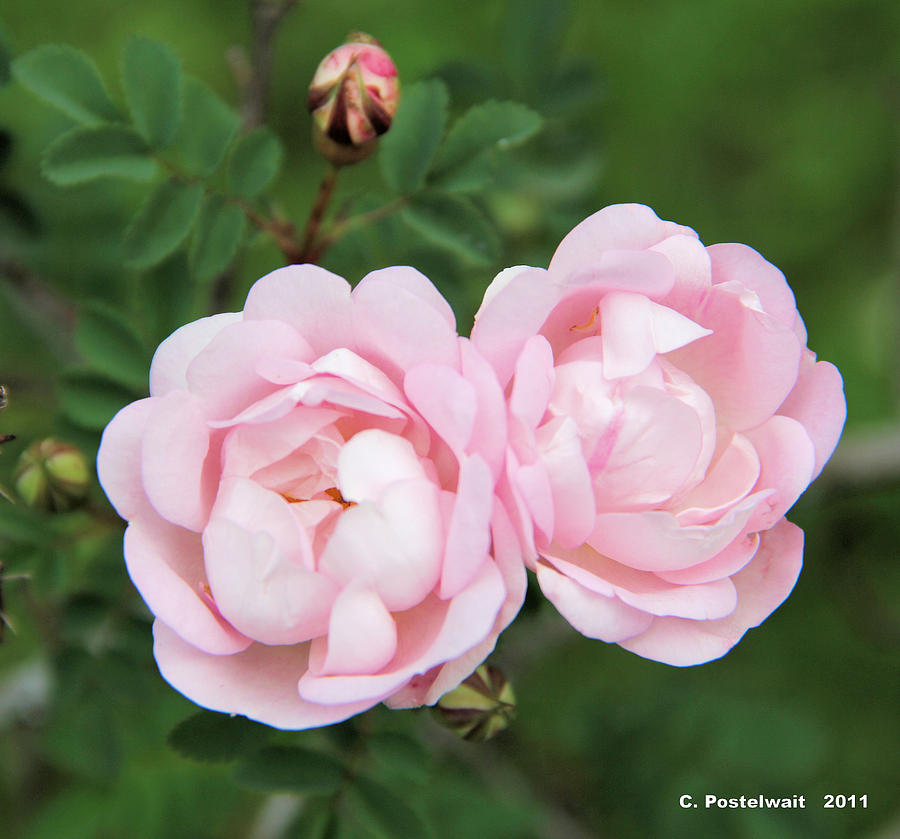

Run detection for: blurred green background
[[0, 0, 897, 837]]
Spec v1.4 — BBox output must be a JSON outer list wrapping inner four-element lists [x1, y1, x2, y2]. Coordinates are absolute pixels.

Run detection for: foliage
[[0, 1, 897, 838]]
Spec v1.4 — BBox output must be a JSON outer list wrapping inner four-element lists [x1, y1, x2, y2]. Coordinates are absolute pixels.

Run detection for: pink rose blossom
[[472, 203, 845, 665], [98, 264, 525, 729]]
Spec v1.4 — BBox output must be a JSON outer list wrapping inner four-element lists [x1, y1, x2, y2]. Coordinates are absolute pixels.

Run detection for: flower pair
[[98, 203, 845, 728]]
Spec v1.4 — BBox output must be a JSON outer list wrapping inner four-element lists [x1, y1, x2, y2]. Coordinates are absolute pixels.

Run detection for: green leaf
[[172, 76, 239, 176], [0, 503, 52, 544], [0, 32, 11, 88], [121, 37, 182, 149], [348, 774, 433, 839], [58, 370, 137, 430], [123, 179, 204, 269], [226, 126, 282, 199], [189, 195, 247, 281], [234, 746, 345, 794], [378, 79, 449, 195], [74, 302, 149, 390], [366, 732, 431, 783], [288, 797, 338, 839], [401, 192, 500, 264], [12, 45, 120, 124], [41, 125, 157, 185], [430, 101, 542, 191], [167, 710, 270, 763]]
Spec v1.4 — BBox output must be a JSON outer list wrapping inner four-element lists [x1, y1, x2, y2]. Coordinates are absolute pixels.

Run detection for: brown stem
[[239, 0, 299, 130], [297, 166, 339, 263], [306, 196, 408, 264]]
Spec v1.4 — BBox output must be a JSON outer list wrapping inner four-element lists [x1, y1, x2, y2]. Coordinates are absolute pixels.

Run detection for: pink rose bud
[[472, 204, 846, 667], [307, 32, 399, 166], [434, 663, 516, 741], [15, 438, 90, 512], [97, 264, 526, 730]]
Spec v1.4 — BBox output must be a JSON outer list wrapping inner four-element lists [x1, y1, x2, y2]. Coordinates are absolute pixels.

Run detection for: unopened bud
[[15, 439, 89, 512], [307, 32, 399, 166], [434, 663, 516, 742]]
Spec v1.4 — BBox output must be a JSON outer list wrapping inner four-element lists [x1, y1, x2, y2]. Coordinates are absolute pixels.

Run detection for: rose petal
[[353, 268, 459, 378], [186, 319, 313, 420], [405, 363, 477, 457], [708, 243, 798, 329], [536, 561, 653, 642], [599, 292, 712, 380], [153, 621, 376, 729], [548, 203, 697, 283], [667, 282, 802, 430], [97, 398, 154, 520], [125, 514, 250, 655], [470, 267, 559, 388], [439, 455, 493, 599], [243, 264, 355, 356], [619, 520, 803, 665], [777, 354, 846, 480], [149, 312, 241, 397], [744, 415, 816, 531], [320, 478, 443, 611], [314, 585, 398, 676], [337, 429, 426, 503], [141, 390, 215, 532]]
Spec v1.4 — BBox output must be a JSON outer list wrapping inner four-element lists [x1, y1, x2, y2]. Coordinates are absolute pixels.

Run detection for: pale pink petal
[[312, 348, 408, 405], [513, 460, 555, 547], [599, 292, 712, 380], [541, 545, 737, 620], [439, 455, 493, 599], [538, 251, 678, 359], [153, 621, 376, 729], [320, 479, 443, 611], [667, 282, 803, 430], [358, 266, 456, 329], [509, 335, 555, 429], [536, 561, 653, 642], [337, 429, 426, 503], [744, 415, 816, 531], [657, 532, 760, 585], [548, 203, 697, 283], [293, 377, 406, 420], [243, 264, 355, 356], [589, 491, 767, 572], [470, 267, 559, 388], [141, 390, 215, 532], [592, 386, 703, 510], [97, 398, 154, 520], [777, 354, 846, 479], [256, 357, 312, 385], [619, 520, 803, 665], [149, 312, 241, 397], [534, 416, 596, 548], [203, 480, 336, 645], [300, 560, 506, 705], [405, 364, 477, 456], [352, 270, 459, 379], [419, 501, 528, 705], [674, 433, 760, 526], [220, 407, 343, 479], [653, 233, 712, 314], [708, 243, 798, 329], [185, 319, 313, 420], [125, 515, 250, 654], [314, 585, 397, 676], [459, 339, 508, 478]]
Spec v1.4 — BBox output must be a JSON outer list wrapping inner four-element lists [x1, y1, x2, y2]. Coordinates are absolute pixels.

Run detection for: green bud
[[15, 439, 90, 512], [434, 663, 516, 742]]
